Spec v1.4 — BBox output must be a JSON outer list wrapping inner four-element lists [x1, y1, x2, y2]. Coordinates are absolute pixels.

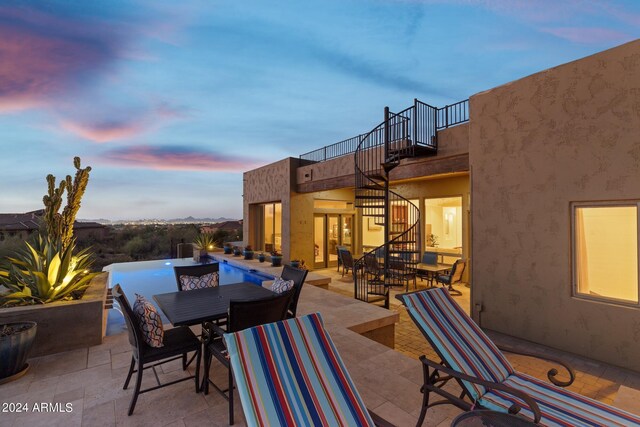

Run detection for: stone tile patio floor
[[316, 266, 640, 408], [2, 267, 640, 426]]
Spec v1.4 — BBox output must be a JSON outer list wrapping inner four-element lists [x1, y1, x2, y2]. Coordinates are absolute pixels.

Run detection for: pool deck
[[210, 252, 331, 288], [3, 263, 640, 426]]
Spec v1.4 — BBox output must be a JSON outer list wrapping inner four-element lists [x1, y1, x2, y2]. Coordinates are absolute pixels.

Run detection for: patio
[[2, 265, 640, 426]]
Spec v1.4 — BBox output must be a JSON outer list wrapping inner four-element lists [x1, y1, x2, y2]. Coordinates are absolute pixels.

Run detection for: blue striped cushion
[[480, 372, 640, 426], [401, 288, 514, 399], [224, 313, 375, 427]]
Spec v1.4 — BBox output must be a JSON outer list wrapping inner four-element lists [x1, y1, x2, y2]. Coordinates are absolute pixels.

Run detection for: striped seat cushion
[[480, 372, 640, 426], [224, 313, 375, 427], [401, 288, 514, 399]]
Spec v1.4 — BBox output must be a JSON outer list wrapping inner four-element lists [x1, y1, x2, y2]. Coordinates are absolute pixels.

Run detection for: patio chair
[[174, 262, 223, 368], [280, 264, 308, 318], [336, 245, 348, 273], [341, 248, 355, 277], [173, 262, 220, 292], [356, 252, 389, 309], [202, 291, 294, 425], [224, 312, 393, 427], [112, 285, 201, 416], [400, 287, 640, 426], [435, 258, 465, 296], [387, 255, 417, 291]]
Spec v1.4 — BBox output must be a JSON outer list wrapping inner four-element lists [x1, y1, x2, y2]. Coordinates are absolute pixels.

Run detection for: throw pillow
[[180, 272, 219, 291], [132, 294, 164, 348], [271, 277, 294, 294]]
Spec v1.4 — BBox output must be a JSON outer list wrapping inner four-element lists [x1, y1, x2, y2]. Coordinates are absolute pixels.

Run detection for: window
[[256, 202, 282, 253], [425, 196, 462, 251], [573, 203, 639, 304]]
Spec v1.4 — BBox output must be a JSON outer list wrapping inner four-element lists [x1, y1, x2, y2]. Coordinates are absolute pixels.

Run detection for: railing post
[[413, 98, 418, 147], [383, 107, 390, 285], [445, 105, 449, 129], [433, 106, 438, 148], [323, 146, 326, 162]]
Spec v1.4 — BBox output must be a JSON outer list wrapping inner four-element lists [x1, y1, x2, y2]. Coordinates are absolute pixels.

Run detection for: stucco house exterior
[[243, 40, 640, 371]]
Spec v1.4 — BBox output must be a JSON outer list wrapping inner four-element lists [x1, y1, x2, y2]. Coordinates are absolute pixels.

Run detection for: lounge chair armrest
[[497, 345, 575, 387], [419, 356, 542, 424]]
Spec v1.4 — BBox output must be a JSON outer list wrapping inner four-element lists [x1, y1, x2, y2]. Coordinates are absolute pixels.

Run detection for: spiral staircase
[[353, 99, 438, 308]]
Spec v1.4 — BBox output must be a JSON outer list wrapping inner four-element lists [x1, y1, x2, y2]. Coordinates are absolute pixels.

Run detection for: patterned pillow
[[180, 272, 219, 291], [132, 294, 164, 348], [271, 277, 294, 294]]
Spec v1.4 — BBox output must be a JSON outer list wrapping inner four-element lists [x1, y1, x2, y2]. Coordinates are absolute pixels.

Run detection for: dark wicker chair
[[336, 245, 348, 273], [173, 262, 223, 368], [202, 291, 294, 425], [112, 285, 201, 416], [280, 264, 309, 318], [435, 259, 466, 296], [387, 256, 417, 291], [340, 249, 355, 277], [173, 262, 220, 291]]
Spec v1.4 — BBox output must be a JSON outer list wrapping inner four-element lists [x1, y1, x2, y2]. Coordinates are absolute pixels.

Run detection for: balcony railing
[[300, 99, 468, 162]]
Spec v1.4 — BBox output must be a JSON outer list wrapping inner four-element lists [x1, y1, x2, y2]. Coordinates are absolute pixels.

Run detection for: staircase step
[[366, 174, 387, 181], [391, 240, 417, 244], [355, 195, 385, 200], [389, 249, 421, 254], [360, 184, 383, 190], [361, 213, 384, 218]]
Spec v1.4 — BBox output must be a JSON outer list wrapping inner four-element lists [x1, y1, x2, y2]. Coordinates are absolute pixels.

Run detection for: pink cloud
[[541, 27, 632, 44], [59, 102, 192, 142], [0, 6, 122, 113], [60, 120, 147, 143], [101, 145, 261, 171]]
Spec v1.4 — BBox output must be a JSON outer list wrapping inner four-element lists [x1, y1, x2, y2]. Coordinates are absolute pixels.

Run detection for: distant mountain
[[79, 217, 237, 225]]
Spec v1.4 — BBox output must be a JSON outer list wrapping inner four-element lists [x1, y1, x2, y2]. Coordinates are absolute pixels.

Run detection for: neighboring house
[[0, 210, 108, 241], [243, 40, 640, 372]]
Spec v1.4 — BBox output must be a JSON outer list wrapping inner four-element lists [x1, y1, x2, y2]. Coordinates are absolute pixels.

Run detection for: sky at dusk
[[1, 1, 639, 220]]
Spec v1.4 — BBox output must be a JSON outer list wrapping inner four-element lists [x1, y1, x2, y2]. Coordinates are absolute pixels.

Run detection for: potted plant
[[233, 246, 242, 256], [270, 251, 283, 267], [193, 233, 216, 262], [290, 259, 300, 268], [223, 243, 233, 254], [243, 245, 254, 260], [426, 233, 439, 248], [257, 252, 266, 263], [0, 322, 37, 384]]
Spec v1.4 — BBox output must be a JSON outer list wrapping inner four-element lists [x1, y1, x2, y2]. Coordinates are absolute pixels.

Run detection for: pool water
[[103, 257, 274, 335]]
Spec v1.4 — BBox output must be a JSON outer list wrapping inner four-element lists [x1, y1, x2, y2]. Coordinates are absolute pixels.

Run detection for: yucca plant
[[0, 235, 98, 306], [193, 233, 216, 251]]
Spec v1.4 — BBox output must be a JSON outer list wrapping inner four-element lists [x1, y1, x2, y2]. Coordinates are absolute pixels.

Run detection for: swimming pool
[[103, 257, 274, 334]]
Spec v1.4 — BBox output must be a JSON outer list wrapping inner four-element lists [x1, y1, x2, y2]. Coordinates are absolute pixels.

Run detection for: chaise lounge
[[400, 287, 640, 426]]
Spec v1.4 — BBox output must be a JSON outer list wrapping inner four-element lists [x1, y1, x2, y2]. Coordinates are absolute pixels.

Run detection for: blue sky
[[1, 0, 638, 220]]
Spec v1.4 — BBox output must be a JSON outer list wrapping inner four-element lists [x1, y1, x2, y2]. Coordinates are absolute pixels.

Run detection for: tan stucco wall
[[243, 158, 298, 260], [470, 40, 640, 370]]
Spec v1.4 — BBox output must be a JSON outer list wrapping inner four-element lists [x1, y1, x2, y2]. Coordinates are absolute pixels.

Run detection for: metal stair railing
[[353, 101, 435, 307]]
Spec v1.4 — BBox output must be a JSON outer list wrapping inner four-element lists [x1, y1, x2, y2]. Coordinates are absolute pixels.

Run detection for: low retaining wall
[[0, 273, 108, 356]]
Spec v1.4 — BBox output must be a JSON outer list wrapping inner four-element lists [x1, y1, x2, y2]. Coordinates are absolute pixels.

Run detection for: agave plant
[[193, 233, 216, 251], [0, 235, 98, 306]]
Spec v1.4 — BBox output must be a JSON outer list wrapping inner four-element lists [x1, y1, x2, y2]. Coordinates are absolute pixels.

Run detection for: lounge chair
[[224, 313, 392, 426], [400, 287, 640, 426], [202, 291, 294, 425]]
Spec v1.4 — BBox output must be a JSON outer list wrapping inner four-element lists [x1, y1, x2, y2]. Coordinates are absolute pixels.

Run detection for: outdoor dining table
[[153, 282, 275, 326], [413, 263, 451, 287]]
